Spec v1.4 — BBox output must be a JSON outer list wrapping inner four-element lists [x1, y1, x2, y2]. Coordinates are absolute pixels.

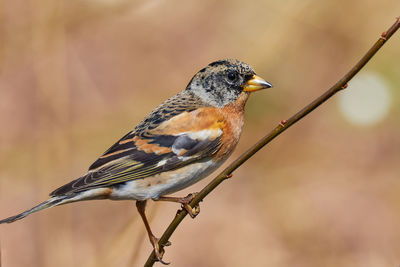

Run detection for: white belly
[[108, 159, 221, 201]]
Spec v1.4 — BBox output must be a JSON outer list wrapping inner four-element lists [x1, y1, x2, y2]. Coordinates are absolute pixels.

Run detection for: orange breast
[[213, 92, 249, 160]]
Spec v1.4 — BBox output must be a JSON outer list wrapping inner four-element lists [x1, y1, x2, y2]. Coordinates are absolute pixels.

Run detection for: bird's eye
[[227, 71, 238, 82]]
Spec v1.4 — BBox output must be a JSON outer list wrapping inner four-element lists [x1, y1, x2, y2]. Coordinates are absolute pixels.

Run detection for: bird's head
[[186, 59, 272, 107]]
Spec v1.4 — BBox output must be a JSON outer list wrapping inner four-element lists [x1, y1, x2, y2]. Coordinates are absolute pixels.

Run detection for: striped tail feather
[[0, 196, 68, 224]]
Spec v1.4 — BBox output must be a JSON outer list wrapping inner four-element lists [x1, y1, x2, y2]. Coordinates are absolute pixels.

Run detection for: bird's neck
[[222, 92, 250, 114]]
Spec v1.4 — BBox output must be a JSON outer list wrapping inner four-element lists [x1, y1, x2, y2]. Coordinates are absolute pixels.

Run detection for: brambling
[[0, 59, 272, 264]]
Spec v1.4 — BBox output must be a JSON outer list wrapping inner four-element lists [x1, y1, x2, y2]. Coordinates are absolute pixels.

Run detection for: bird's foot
[[150, 235, 171, 265], [178, 193, 200, 219], [156, 193, 201, 218]]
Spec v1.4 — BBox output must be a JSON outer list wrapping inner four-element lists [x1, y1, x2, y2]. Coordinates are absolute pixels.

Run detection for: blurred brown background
[[1, 0, 400, 266]]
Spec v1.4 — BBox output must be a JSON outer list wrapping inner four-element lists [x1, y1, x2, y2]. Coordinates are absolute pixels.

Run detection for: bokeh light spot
[[338, 72, 391, 126]]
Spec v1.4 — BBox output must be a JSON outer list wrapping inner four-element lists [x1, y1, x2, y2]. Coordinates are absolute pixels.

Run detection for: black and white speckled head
[[185, 59, 272, 107]]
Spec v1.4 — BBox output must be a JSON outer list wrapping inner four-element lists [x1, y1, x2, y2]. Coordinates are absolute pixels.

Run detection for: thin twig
[[144, 17, 400, 267]]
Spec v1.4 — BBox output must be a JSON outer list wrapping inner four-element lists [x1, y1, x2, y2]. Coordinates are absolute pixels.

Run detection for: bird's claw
[[181, 203, 200, 218], [163, 241, 172, 247], [150, 236, 171, 265]]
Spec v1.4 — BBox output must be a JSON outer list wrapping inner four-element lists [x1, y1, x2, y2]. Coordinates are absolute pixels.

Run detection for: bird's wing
[[50, 105, 224, 196]]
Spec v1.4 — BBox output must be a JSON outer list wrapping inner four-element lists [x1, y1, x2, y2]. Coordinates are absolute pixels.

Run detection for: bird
[[0, 59, 272, 264]]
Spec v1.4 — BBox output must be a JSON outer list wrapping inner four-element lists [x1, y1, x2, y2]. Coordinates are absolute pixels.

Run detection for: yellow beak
[[243, 74, 273, 92]]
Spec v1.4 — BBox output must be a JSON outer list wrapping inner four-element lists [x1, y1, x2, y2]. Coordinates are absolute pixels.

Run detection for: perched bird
[[0, 59, 272, 263]]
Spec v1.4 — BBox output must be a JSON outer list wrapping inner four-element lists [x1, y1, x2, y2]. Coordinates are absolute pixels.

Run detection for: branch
[[144, 17, 400, 267]]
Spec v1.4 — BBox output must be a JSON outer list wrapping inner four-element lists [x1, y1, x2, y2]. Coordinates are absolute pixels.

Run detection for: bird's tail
[[0, 196, 69, 224]]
